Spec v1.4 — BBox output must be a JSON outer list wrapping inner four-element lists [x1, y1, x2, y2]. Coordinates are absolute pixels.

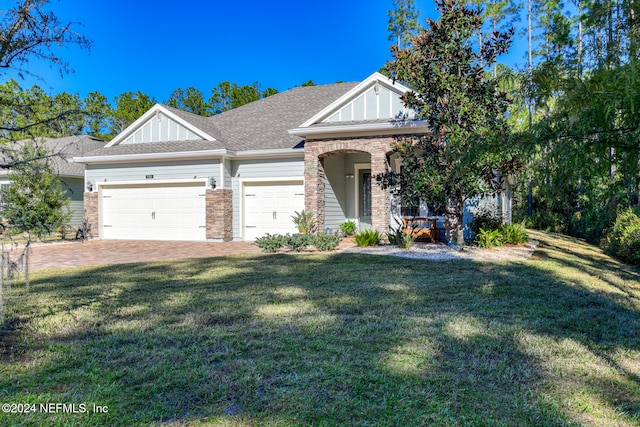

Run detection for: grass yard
[[1, 230, 640, 426]]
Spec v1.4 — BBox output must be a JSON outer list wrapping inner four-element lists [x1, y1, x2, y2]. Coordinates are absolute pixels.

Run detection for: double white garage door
[[101, 183, 207, 241], [100, 181, 304, 241]]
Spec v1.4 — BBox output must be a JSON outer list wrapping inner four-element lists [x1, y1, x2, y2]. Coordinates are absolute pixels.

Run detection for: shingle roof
[[0, 135, 106, 177], [207, 82, 358, 151], [82, 140, 225, 157]]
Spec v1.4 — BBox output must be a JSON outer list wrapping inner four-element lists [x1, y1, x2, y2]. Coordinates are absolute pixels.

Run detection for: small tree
[[0, 141, 71, 239], [378, 0, 516, 245]]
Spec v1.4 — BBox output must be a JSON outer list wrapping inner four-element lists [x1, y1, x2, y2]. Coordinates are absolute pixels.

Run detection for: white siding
[[323, 155, 347, 231], [63, 177, 85, 228], [230, 158, 304, 240]]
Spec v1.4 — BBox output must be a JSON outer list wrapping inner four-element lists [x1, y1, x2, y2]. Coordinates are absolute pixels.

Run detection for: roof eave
[[74, 149, 228, 164], [288, 121, 431, 139]]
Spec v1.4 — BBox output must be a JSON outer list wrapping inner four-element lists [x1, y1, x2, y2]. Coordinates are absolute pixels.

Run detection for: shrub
[[469, 205, 503, 238], [313, 233, 342, 251], [339, 220, 357, 236], [605, 208, 640, 265], [354, 229, 381, 247], [501, 223, 529, 245], [255, 233, 286, 253], [476, 228, 503, 248], [283, 233, 313, 252], [291, 210, 317, 234], [387, 220, 414, 249]]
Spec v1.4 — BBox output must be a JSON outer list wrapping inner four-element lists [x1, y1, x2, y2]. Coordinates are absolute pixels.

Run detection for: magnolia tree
[[377, 0, 518, 245]]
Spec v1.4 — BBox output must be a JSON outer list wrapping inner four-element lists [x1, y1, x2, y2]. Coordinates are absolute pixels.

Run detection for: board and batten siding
[[86, 160, 221, 184], [230, 157, 304, 240], [122, 114, 200, 144]]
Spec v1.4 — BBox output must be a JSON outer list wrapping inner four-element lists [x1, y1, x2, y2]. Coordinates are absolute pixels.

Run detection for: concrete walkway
[[25, 240, 262, 271]]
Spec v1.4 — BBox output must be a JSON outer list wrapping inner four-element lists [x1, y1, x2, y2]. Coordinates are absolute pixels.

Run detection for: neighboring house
[[75, 72, 511, 242], [0, 135, 106, 229]]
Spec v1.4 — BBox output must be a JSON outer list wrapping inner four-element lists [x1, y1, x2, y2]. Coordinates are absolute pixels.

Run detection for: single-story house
[[0, 135, 106, 229], [75, 72, 511, 242]]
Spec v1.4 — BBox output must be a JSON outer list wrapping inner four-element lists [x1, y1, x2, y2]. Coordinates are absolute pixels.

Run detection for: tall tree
[[166, 86, 210, 116], [0, 0, 91, 78], [110, 91, 155, 134], [387, 0, 421, 48], [209, 81, 277, 114], [379, 0, 515, 245]]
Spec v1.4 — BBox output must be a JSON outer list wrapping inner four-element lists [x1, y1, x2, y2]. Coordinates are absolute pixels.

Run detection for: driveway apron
[[26, 240, 261, 271]]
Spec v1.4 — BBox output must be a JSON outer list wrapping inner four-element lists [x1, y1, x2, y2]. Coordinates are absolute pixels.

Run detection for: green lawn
[[1, 230, 639, 426]]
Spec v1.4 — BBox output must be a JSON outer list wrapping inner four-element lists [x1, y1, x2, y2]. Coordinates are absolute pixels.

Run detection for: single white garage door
[[243, 181, 304, 241], [101, 183, 207, 241]]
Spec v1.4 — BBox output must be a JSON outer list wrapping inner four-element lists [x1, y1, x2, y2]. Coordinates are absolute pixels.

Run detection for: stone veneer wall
[[304, 136, 394, 232], [206, 189, 233, 241], [83, 192, 99, 239]]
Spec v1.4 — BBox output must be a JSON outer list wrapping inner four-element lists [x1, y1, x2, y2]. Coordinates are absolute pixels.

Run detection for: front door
[[358, 169, 372, 229]]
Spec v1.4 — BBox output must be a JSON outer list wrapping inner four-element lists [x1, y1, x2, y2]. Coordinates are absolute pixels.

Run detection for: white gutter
[[229, 148, 304, 159], [73, 149, 228, 164], [288, 120, 431, 138]]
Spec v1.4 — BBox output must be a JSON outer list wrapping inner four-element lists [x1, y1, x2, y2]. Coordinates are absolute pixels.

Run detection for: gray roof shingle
[[81, 82, 359, 160], [207, 82, 358, 151], [0, 135, 106, 177]]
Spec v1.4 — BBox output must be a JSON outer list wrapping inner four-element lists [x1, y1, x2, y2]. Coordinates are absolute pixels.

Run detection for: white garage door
[[243, 182, 304, 241], [101, 183, 207, 241]]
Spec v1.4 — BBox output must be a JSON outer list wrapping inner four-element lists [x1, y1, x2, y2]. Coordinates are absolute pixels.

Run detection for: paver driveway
[[27, 240, 262, 271]]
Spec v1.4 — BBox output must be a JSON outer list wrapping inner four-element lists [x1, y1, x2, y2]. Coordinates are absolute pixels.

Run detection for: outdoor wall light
[[345, 174, 354, 179], [209, 177, 216, 189], [86, 182, 93, 192]]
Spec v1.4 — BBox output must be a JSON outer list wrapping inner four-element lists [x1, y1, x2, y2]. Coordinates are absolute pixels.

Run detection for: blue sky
[[8, 0, 526, 103]]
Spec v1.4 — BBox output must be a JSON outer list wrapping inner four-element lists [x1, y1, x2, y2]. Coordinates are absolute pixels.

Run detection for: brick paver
[[27, 240, 262, 271]]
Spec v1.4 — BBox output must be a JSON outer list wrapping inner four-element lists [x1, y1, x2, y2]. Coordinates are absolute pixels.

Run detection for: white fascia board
[[73, 149, 228, 164], [288, 120, 431, 138], [229, 148, 304, 159], [106, 104, 216, 147], [298, 72, 412, 128]]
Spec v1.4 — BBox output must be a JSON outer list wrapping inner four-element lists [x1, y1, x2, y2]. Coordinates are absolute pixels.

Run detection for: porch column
[[370, 148, 391, 233], [304, 146, 325, 229]]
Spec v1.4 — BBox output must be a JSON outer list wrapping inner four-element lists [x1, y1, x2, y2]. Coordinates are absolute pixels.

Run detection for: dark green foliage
[[354, 229, 382, 247], [469, 206, 503, 238], [254, 233, 286, 253], [312, 233, 342, 252], [379, 0, 516, 245], [605, 208, 640, 265], [283, 234, 313, 252], [0, 141, 70, 238], [387, 219, 414, 249], [339, 220, 357, 236]]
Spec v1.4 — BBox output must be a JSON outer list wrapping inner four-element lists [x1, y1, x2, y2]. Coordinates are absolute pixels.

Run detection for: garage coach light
[[86, 182, 93, 192], [209, 177, 216, 189]]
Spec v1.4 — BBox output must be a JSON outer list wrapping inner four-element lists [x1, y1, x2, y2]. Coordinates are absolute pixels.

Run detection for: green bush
[[476, 228, 503, 248], [283, 233, 313, 252], [339, 220, 357, 236], [313, 233, 342, 251], [354, 229, 381, 247], [387, 220, 414, 249], [605, 208, 640, 265], [291, 210, 317, 234], [255, 233, 286, 253], [501, 223, 529, 245], [469, 205, 503, 239]]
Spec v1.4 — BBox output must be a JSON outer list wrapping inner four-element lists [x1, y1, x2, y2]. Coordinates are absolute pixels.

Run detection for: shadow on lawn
[[2, 236, 640, 426]]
